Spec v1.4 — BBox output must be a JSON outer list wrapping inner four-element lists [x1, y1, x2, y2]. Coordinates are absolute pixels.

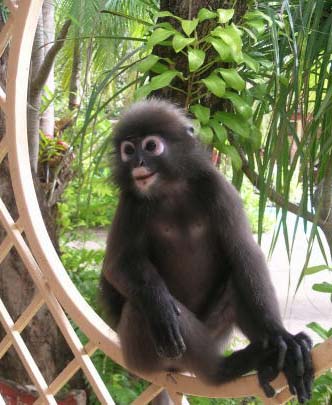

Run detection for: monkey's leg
[[118, 302, 173, 374], [176, 302, 262, 385], [118, 301, 263, 386]]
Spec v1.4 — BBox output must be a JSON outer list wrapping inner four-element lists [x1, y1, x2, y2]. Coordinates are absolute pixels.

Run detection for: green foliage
[[59, 167, 118, 229], [135, 7, 271, 172], [61, 245, 148, 404]]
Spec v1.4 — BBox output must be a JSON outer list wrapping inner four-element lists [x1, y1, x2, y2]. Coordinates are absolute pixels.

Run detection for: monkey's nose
[[139, 159, 145, 167]]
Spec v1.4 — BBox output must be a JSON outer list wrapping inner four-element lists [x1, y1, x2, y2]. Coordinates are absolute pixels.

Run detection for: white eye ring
[[142, 136, 165, 156], [120, 141, 135, 162]]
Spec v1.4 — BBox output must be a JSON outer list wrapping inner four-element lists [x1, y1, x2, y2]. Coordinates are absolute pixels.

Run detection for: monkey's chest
[[148, 218, 221, 312]]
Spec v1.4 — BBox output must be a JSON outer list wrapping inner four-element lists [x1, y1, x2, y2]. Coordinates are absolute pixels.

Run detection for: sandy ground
[[70, 213, 332, 344]]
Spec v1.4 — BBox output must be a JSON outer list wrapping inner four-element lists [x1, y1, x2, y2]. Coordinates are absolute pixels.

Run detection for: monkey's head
[[112, 99, 202, 197]]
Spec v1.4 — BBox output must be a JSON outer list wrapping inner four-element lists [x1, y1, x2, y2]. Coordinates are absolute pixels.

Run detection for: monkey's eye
[[120, 141, 135, 162], [142, 136, 165, 156]]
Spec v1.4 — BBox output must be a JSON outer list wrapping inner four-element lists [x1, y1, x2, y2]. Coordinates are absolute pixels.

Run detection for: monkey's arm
[[102, 202, 186, 359], [214, 178, 313, 402]]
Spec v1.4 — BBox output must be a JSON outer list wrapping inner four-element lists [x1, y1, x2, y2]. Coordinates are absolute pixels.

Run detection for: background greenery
[[37, 0, 332, 403]]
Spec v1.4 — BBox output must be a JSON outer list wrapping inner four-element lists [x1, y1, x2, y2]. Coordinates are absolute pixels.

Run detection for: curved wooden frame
[[0, 1, 331, 404]]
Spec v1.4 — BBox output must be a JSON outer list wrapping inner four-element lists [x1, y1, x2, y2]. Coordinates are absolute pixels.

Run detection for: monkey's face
[[112, 99, 201, 197], [119, 135, 168, 194]]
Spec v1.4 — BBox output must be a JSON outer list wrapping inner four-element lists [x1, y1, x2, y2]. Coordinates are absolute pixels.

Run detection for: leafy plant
[[135, 8, 271, 170]]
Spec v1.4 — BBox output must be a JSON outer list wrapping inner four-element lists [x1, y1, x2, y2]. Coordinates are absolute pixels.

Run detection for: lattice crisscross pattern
[[0, 1, 330, 404]]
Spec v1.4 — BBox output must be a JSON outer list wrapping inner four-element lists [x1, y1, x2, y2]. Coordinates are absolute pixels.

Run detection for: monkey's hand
[[257, 332, 313, 404], [148, 295, 186, 359]]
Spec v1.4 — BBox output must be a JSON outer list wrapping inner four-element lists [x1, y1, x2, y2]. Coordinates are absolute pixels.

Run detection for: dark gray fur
[[100, 99, 313, 404]]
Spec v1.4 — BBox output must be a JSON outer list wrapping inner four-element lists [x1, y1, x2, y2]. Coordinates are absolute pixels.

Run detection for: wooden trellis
[[0, 0, 331, 404]]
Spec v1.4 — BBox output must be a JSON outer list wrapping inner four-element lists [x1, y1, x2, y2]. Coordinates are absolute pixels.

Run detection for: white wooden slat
[[0, 394, 6, 405], [33, 341, 97, 404], [0, 198, 115, 405], [0, 293, 44, 359], [0, 299, 56, 404], [0, 217, 24, 265]]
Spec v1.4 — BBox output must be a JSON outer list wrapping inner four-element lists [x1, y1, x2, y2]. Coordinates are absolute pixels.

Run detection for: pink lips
[[132, 167, 156, 181]]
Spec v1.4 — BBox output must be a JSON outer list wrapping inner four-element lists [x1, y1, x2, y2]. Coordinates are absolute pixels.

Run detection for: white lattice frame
[[0, 1, 331, 404]]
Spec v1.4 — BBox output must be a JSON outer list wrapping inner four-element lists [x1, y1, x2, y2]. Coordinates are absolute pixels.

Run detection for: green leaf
[[240, 26, 257, 42], [223, 145, 242, 170], [312, 282, 332, 293], [181, 18, 199, 36], [155, 22, 177, 31], [201, 74, 226, 97], [217, 8, 234, 24], [307, 322, 329, 340], [243, 53, 259, 72], [198, 8, 217, 22], [137, 55, 160, 73], [147, 28, 174, 48], [245, 19, 266, 35], [208, 37, 232, 61], [200, 126, 214, 144], [304, 265, 332, 275], [249, 125, 262, 150], [216, 111, 250, 138], [150, 61, 169, 74], [211, 24, 243, 63], [210, 119, 227, 147], [150, 70, 179, 90], [190, 104, 210, 125], [218, 68, 245, 91], [244, 10, 272, 26], [135, 84, 153, 99], [188, 48, 205, 72], [156, 11, 180, 20], [224, 91, 252, 119], [172, 34, 195, 53]]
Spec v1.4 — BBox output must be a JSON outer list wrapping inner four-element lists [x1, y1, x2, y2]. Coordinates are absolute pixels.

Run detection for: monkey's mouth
[[134, 172, 156, 181], [132, 168, 157, 191]]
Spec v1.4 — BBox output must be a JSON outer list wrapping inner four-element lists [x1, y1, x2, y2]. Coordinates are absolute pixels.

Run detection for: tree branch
[[227, 134, 321, 226], [31, 19, 71, 93]]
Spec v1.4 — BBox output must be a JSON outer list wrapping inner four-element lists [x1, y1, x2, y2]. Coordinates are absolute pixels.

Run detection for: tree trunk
[[28, 14, 44, 174], [0, 11, 71, 386], [69, 37, 82, 110], [40, 0, 55, 138]]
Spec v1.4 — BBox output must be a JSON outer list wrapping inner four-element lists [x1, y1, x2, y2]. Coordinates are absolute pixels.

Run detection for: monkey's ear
[[186, 126, 195, 137]]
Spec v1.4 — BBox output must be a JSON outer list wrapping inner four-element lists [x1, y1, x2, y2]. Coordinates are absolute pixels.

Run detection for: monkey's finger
[[296, 334, 314, 399], [286, 338, 304, 376], [261, 382, 275, 398], [170, 323, 186, 355], [258, 367, 276, 398], [283, 360, 308, 403], [275, 336, 287, 370], [294, 379, 308, 404], [295, 332, 312, 350]]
